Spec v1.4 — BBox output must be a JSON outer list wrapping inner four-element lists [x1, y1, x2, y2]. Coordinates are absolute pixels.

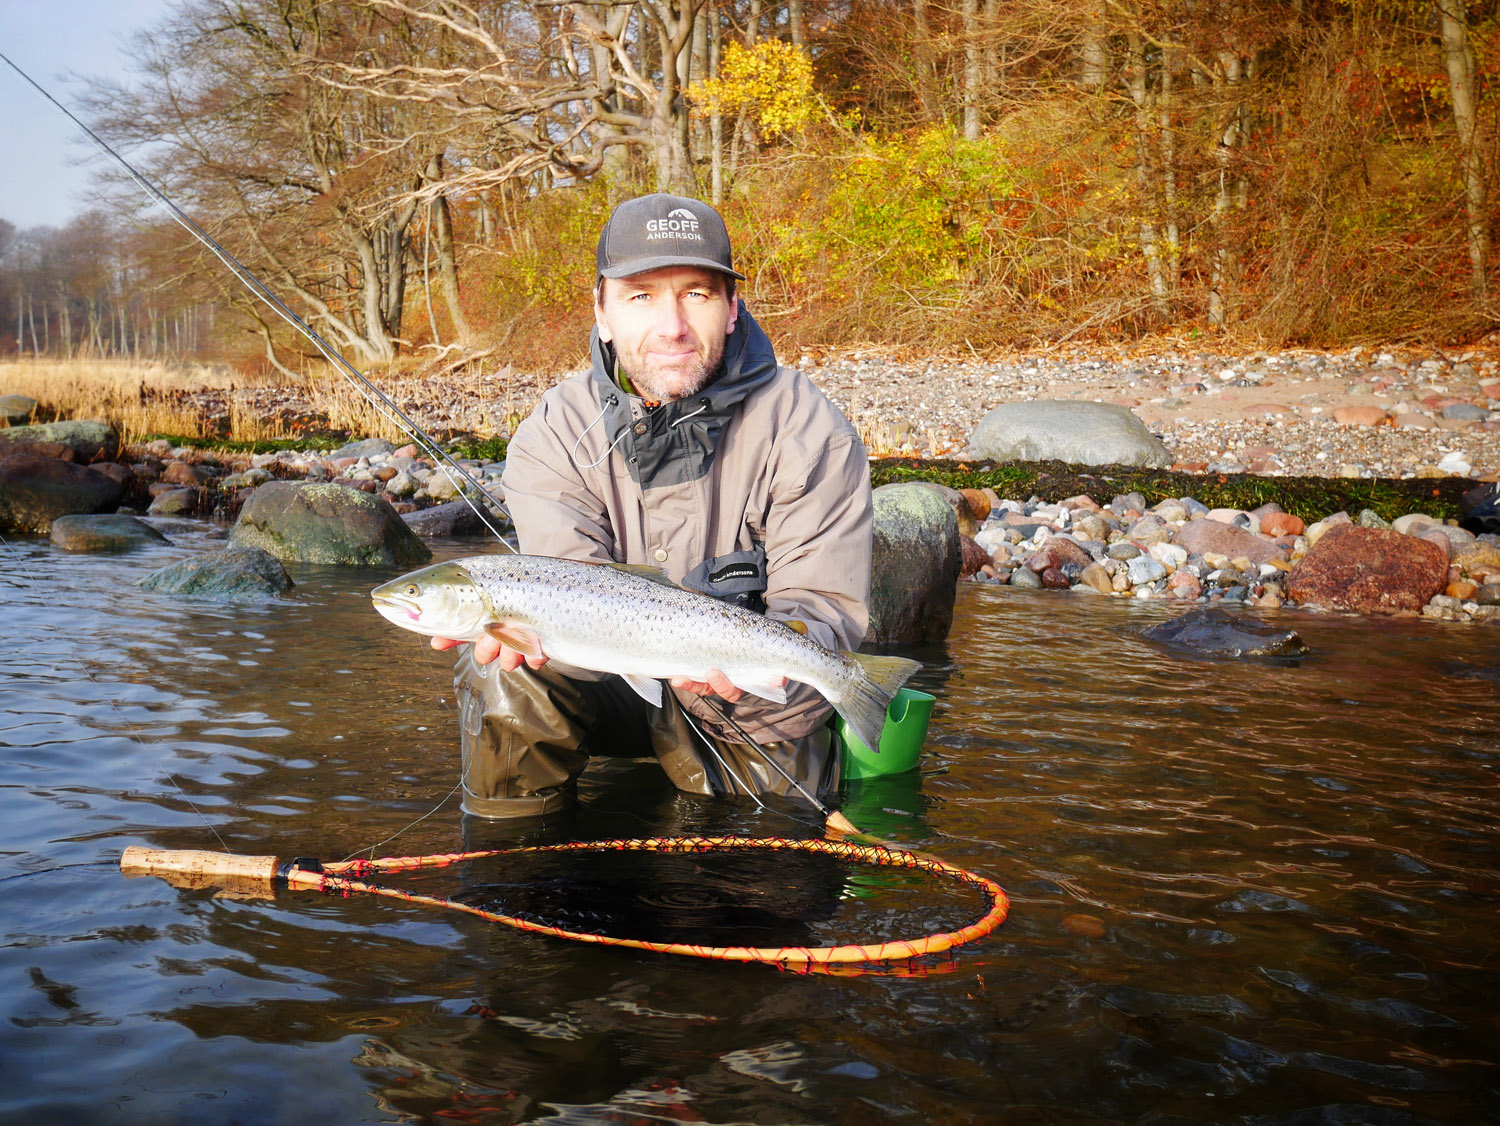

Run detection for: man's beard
[[618, 334, 728, 402]]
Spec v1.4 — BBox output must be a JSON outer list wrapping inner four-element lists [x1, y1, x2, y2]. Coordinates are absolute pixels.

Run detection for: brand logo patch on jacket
[[709, 561, 761, 584]]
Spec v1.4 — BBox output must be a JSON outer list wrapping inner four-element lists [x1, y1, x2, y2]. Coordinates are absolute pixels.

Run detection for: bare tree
[[1436, 0, 1489, 301]]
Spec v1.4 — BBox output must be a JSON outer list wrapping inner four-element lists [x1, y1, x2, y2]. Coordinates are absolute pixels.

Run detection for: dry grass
[[0, 358, 429, 445], [0, 359, 252, 442]]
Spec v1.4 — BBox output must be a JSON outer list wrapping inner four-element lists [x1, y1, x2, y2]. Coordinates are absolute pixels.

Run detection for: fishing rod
[[0, 51, 517, 551], [3, 51, 849, 828]]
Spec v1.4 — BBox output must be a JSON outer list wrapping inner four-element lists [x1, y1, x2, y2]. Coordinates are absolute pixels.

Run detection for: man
[[434, 193, 872, 819]]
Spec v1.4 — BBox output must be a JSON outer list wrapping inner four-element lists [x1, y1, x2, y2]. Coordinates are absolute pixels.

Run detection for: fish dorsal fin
[[784, 619, 809, 635], [484, 622, 545, 659], [600, 562, 679, 587]]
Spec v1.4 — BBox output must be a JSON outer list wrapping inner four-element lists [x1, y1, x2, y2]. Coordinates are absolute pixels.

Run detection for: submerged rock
[[1141, 608, 1308, 657], [230, 480, 431, 566], [51, 513, 169, 553], [140, 544, 293, 599]]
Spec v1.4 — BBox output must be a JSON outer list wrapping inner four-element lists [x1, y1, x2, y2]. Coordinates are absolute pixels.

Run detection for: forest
[[0, 0, 1496, 377]]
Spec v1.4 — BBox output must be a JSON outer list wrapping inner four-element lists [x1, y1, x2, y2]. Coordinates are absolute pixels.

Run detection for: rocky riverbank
[[2, 394, 1498, 628], [805, 343, 1500, 478]]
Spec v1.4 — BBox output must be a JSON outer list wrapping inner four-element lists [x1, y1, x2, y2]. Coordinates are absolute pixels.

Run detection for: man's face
[[595, 266, 739, 402]]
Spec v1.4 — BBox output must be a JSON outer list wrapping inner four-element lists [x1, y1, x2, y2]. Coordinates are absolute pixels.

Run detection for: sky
[[0, 0, 174, 230]]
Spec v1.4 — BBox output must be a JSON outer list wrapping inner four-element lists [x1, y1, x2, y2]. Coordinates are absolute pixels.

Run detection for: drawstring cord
[[570, 394, 629, 469], [571, 395, 710, 469]]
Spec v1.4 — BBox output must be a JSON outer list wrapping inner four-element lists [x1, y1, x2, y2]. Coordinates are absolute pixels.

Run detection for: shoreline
[[4, 342, 1498, 481], [75, 342, 1497, 482]]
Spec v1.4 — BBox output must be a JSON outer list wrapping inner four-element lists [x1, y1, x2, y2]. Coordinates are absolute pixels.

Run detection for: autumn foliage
[[1, 0, 1498, 380]]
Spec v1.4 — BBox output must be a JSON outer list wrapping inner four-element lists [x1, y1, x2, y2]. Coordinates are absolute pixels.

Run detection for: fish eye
[[403, 583, 419, 597]]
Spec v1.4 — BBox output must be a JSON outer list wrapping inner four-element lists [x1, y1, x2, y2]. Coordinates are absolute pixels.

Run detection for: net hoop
[[298, 835, 1009, 968]]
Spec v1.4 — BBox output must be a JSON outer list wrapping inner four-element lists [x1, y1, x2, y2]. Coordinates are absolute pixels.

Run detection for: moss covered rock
[[230, 481, 432, 566]]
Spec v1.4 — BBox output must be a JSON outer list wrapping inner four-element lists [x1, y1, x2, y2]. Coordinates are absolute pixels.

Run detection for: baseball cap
[[596, 193, 745, 280]]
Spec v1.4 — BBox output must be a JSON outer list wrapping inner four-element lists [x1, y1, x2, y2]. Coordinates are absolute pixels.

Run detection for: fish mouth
[[371, 593, 423, 623]]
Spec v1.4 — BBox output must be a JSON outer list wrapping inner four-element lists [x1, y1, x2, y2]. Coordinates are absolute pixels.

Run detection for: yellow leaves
[[690, 41, 815, 139]]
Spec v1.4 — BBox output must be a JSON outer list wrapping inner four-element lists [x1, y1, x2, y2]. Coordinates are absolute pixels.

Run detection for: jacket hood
[[587, 301, 780, 490]]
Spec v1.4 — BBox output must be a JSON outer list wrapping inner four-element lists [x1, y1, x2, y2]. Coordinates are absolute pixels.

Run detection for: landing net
[[295, 835, 1009, 969]]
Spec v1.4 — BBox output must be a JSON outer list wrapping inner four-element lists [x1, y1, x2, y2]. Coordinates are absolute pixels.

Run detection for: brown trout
[[372, 554, 920, 753]]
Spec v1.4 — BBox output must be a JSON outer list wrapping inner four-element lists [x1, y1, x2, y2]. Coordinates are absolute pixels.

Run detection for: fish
[[371, 553, 922, 754]]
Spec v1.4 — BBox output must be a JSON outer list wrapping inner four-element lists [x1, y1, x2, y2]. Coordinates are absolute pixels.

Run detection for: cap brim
[[599, 254, 745, 281]]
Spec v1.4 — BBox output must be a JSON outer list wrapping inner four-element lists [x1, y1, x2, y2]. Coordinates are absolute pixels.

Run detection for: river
[[2, 526, 1497, 1124]]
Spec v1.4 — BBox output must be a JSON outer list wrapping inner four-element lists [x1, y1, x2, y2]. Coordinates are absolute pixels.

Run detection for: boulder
[[1141, 608, 1308, 657], [148, 488, 200, 516], [1174, 517, 1285, 567], [1286, 524, 1447, 614], [868, 483, 959, 644], [0, 451, 125, 533], [0, 394, 38, 425], [331, 437, 398, 460], [161, 461, 216, 486], [51, 513, 169, 553], [958, 534, 991, 578], [402, 499, 502, 538], [140, 544, 294, 599], [967, 400, 1171, 468], [0, 419, 118, 463], [910, 482, 981, 537], [230, 480, 431, 566]]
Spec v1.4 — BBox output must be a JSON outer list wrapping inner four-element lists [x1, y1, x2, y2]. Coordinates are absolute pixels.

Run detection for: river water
[[2, 526, 1497, 1124]]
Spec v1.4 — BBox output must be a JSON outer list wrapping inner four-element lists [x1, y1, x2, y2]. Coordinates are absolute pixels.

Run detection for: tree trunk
[[962, 0, 982, 139], [1208, 51, 1245, 330], [913, 0, 938, 120], [1160, 48, 1180, 292], [1438, 0, 1489, 301], [425, 155, 472, 342], [1126, 34, 1168, 318], [709, 1, 724, 202], [1079, 6, 1108, 92]]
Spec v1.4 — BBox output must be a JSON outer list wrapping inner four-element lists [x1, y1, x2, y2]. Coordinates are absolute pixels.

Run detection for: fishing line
[[0, 51, 517, 552]]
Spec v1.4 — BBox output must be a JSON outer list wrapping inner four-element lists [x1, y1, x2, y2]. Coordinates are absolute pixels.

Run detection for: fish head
[[371, 562, 491, 640]]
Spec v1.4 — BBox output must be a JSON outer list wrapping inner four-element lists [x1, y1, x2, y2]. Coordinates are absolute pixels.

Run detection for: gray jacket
[[500, 303, 872, 742]]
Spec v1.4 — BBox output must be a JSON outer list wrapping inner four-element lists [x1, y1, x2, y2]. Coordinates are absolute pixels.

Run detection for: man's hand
[[669, 670, 786, 703], [430, 635, 548, 671]]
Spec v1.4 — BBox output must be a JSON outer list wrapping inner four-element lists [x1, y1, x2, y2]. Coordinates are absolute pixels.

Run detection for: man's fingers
[[430, 636, 462, 652], [669, 669, 747, 703]]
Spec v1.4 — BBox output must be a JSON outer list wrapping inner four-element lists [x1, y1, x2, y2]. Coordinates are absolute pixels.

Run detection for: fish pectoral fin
[[483, 622, 545, 659], [726, 674, 788, 704], [620, 673, 664, 707]]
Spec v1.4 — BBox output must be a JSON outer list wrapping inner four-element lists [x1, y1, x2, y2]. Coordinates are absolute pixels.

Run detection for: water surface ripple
[[1, 538, 1497, 1124]]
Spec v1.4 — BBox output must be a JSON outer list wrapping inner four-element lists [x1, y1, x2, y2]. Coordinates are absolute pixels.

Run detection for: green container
[[837, 688, 935, 779]]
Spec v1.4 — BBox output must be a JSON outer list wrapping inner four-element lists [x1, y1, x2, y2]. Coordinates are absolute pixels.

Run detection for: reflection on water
[[2, 531, 1498, 1124]]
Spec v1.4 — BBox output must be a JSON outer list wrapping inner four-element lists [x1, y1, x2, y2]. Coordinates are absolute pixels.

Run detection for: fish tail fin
[[836, 652, 923, 754]]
